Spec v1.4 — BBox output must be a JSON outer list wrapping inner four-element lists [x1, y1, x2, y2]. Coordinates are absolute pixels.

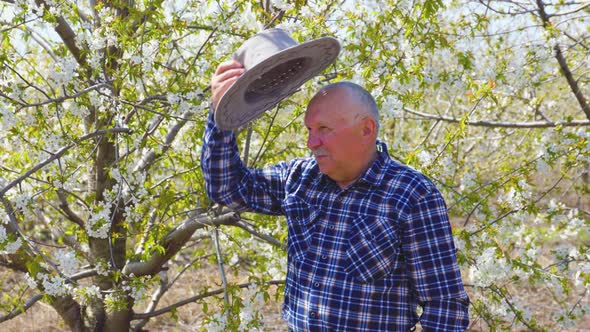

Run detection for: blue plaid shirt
[[201, 111, 469, 331]]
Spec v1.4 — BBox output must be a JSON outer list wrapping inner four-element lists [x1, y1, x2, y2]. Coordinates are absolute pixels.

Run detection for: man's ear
[[362, 116, 377, 138]]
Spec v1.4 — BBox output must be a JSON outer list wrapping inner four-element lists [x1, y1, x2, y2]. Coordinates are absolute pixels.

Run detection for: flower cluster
[[72, 285, 102, 307], [86, 200, 114, 239], [238, 283, 265, 331], [469, 247, 513, 287], [204, 310, 229, 332], [54, 249, 81, 276], [39, 273, 70, 297], [122, 275, 150, 302], [0, 225, 23, 254]]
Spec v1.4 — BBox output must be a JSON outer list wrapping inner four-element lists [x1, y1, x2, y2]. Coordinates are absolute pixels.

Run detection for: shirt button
[[310, 311, 317, 318], [321, 254, 328, 260], [328, 225, 335, 230], [313, 282, 320, 288]]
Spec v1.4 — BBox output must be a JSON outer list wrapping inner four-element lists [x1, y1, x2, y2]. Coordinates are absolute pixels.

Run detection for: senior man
[[201, 59, 470, 331]]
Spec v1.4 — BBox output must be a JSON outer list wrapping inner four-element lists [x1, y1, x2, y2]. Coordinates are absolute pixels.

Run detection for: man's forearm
[[200, 108, 246, 207]]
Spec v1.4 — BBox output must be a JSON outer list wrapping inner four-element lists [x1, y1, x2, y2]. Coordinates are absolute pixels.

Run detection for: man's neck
[[335, 148, 378, 189]]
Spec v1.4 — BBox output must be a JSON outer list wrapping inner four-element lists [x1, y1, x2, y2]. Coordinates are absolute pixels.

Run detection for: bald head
[[310, 81, 380, 131]]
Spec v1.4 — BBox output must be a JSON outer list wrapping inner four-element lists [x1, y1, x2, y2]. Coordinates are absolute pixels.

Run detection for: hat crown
[[233, 29, 298, 69]]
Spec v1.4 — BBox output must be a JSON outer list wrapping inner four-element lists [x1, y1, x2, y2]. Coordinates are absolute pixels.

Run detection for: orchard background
[[0, 0, 589, 331]]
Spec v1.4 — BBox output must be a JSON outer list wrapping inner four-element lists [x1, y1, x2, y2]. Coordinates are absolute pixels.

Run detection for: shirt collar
[[357, 140, 390, 187]]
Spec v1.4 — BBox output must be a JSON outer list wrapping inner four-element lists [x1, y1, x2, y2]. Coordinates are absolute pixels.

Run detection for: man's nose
[[307, 133, 321, 150]]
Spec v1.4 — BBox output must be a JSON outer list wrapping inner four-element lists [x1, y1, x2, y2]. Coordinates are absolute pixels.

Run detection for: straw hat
[[214, 28, 340, 130]]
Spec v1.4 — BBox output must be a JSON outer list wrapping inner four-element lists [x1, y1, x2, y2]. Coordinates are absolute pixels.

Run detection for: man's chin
[[316, 161, 332, 175]]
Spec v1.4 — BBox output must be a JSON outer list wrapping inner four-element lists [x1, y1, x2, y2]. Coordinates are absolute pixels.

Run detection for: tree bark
[[52, 296, 87, 332]]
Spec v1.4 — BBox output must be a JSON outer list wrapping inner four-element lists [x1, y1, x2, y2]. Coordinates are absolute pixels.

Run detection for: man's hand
[[211, 60, 245, 110]]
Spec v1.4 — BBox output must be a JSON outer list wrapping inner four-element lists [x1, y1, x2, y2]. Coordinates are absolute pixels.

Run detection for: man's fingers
[[214, 59, 244, 75], [211, 62, 245, 109], [212, 77, 239, 109], [212, 67, 245, 88]]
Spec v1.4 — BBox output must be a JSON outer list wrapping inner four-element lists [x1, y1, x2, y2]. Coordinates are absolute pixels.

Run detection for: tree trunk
[[52, 296, 88, 332]]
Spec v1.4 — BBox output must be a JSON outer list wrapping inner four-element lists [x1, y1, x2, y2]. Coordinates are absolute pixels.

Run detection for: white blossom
[[469, 247, 512, 287], [40, 273, 71, 296], [417, 150, 433, 166], [276, 20, 304, 35], [535, 157, 550, 173], [547, 199, 565, 213], [272, 0, 293, 11], [24, 273, 38, 289], [3, 237, 23, 254], [14, 193, 32, 212], [96, 261, 111, 276], [87, 200, 113, 239], [123, 278, 148, 302], [460, 171, 477, 192], [205, 310, 229, 332], [382, 95, 404, 117], [0, 225, 6, 242], [55, 249, 81, 275], [47, 56, 78, 86], [238, 2, 264, 31], [72, 285, 102, 306], [437, 155, 456, 178], [0, 106, 17, 131], [239, 283, 265, 331]]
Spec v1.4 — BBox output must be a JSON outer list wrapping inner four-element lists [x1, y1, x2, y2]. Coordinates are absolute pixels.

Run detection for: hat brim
[[214, 36, 340, 130]]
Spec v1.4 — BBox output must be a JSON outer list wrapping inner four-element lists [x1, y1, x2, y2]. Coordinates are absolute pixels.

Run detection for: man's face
[[304, 89, 371, 187]]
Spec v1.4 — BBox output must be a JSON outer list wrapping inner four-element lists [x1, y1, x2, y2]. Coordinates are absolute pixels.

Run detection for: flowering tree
[[0, 0, 588, 331]]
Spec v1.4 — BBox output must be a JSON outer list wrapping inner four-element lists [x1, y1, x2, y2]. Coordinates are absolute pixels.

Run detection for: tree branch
[[536, 0, 590, 121], [17, 83, 112, 108], [0, 294, 43, 323], [134, 110, 195, 173], [0, 128, 131, 197], [402, 107, 590, 128], [235, 220, 283, 248], [131, 280, 285, 320], [122, 212, 241, 277], [212, 227, 230, 305], [34, 0, 87, 68], [57, 189, 85, 228], [549, 2, 590, 17]]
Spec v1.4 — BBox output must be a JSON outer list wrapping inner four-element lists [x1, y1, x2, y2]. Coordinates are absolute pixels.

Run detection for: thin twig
[[212, 227, 230, 306], [470, 172, 567, 235], [243, 124, 253, 167], [0, 128, 131, 197], [131, 280, 285, 320]]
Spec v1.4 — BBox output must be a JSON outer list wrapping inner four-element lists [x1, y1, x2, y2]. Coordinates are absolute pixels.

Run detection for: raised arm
[[200, 60, 287, 214], [200, 109, 287, 214]]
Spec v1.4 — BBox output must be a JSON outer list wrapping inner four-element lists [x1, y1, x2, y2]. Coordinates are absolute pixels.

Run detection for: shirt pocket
[[282, 195, 319, 264], [344, 216, 401, 283]]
